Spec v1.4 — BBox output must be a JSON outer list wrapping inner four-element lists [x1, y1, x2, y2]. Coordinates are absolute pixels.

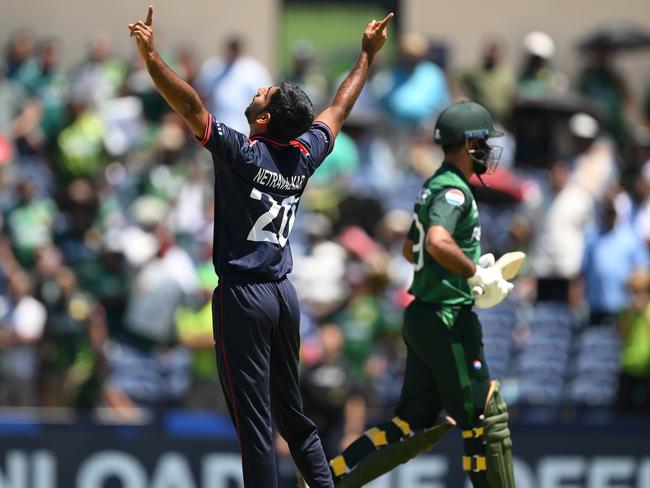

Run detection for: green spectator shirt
[[407, 162, 481, 305]]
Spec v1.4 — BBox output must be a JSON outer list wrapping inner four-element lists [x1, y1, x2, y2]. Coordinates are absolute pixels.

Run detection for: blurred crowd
[[0, 23, 650, 453]]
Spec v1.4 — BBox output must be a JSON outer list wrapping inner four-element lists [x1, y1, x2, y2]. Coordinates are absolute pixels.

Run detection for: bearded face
[[244, 101, 259, 124]]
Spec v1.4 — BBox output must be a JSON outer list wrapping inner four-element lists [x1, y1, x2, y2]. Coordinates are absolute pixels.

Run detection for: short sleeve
[[427, 187, 469, 234], [196, 112, 248, 165], [295, 122, 335, 172]]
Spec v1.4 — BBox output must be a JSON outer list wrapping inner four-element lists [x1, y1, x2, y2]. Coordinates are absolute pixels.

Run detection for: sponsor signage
[[0, 423, 648, 487]]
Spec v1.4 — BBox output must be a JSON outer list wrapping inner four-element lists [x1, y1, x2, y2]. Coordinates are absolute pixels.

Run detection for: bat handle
[[472, 284, 484, 297]]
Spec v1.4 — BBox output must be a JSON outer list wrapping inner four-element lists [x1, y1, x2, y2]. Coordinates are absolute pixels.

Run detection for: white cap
[[523, 31, 556, 59], [130, 195, 170, 228], [121, 227, 159, 265], [569, 112, 599, 139], [103, 226, 159, 265]]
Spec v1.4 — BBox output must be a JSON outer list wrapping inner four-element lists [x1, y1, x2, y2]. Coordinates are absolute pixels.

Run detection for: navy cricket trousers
[[212, 277, 334, 488]]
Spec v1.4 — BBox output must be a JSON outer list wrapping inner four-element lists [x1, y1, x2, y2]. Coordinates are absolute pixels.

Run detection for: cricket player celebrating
[[330, 101, 516, 488], [129, 6, 393, 488]]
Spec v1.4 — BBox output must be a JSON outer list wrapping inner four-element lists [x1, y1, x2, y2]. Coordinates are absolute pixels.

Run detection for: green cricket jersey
[[407, 162, 481, 305]]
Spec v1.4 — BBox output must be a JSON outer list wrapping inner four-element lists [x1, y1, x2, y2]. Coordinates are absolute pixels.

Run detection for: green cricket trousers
[[333, 298, 493, 487]]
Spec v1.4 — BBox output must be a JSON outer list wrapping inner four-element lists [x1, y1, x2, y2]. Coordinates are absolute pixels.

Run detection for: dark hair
[[266, 80, 314, 141]]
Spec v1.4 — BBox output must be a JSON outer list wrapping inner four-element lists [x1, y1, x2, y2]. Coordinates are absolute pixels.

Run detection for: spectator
[[614, 130, 650, 246], [377, 33, 450, 127], [17, 39, 64, 96], [75, 239, 131, 340], [175, 46, 200, 89], [301, 323, 362, 458], [4, 30, 36, 80], [616, 268, 650, 412], [16, 38, 69, 145], [0, 61, 41, 163], [54, 179, 101, 265], [345, 119, 400, 199], [0, 270, 46, 406], [102, 225, 195, 408], [290, 219, 348, 318], [125, 54, 168, 123], [5, 179, 56, 268], [578, 46, 631, 145], [70, 33, 126, 105], [56, 97, 106, 180], [175, 265, 227, 413], [3, 43, 59, 190], [168, 160, 210, 239], [197, 37, 272, 134], [331, 235, 400, 383], [461, 39, 516, 124], [308, 130, 359, 188], [39, 266, 105, 407], [517, 31, 568, 97], [286, 40, 328, 110], [567, 112, 618, 199], [334, 264, 388, 381], [583, 199, 648, 324], [124, 224, 198, 346], [528, 161, 595, 304]]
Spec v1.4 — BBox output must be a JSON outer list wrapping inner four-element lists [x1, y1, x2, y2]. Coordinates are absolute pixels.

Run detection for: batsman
[[330, 101, 517, 488]]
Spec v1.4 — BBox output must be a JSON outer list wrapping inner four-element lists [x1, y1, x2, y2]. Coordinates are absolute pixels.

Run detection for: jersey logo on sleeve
[[445, 189, 465, 206], [416, 188, 431, 204]]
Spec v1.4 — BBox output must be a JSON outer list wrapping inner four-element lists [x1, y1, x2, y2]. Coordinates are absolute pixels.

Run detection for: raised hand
[[361, 12, 394, 57], [128, 5, 155, 59]]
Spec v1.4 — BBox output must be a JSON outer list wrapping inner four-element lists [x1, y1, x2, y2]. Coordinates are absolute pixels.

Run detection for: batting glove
[[478, 253, 495, 268], [468, 261, 502, 292], [474, 279, 514, 309]]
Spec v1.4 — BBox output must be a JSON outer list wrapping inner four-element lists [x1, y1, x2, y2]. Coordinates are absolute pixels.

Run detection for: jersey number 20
[[247, 188, 299, 248]]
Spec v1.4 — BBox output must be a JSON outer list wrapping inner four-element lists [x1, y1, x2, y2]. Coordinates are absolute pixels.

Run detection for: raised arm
[[128, 6, 208, 138], [315, 12, 393, 139]]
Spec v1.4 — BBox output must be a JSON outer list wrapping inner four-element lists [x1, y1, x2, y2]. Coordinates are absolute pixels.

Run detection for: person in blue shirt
[[583, 199, 649, 324], [380, 33, 450, 127], [128, 6, 393, 487]]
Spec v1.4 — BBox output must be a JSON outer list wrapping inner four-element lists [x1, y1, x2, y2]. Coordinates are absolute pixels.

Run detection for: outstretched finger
[[145, 5, 153, 26], [377, 12, 394, 30]]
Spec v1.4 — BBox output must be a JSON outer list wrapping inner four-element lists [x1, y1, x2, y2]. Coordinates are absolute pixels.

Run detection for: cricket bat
[[472, 251, 526, 297]]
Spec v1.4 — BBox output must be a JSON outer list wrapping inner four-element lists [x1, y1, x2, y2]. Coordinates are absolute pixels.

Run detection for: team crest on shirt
[[445, 189, 465, 206]]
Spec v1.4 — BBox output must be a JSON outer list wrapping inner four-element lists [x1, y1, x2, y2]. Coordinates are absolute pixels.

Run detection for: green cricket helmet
[[434, 101, 504, 174]]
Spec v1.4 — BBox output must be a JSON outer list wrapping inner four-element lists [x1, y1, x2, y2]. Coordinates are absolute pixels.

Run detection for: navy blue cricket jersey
[[197, 113, 334, 281]]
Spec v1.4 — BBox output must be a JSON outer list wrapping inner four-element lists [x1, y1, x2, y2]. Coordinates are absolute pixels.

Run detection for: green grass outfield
[[280, 2, 396, 80]]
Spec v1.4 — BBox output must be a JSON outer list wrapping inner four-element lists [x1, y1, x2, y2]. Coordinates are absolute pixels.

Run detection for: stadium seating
[[565, 325, 620, 409], [485, 302, 623, 417]]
